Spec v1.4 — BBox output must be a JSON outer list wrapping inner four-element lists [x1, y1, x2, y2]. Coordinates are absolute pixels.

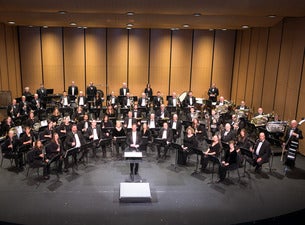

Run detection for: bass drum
[[178, 91, 188, 105]]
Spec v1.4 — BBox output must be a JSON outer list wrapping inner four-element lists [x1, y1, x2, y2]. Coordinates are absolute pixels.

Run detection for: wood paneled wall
[[14, 26, 236, 99]]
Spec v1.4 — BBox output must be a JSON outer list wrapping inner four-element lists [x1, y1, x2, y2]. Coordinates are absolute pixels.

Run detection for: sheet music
[[124, 151, 142, 158]]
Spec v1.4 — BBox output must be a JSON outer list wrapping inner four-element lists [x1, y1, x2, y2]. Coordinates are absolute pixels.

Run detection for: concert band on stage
[[0, 81, 303, 182]]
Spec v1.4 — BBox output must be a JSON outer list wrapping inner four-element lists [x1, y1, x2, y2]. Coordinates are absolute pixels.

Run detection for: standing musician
[[249, 132, 271, 173], [200, 135, 221, 171], [126, 123, 142, 175], [144, 83, 153, 98], [282, 120, 303, 168], [119, 82, 129, 97], [156, 122, 173, 160], [183, 91, 196, 108], [112, 121, 126, 157], [208, 83, 219, 103], [22, 86, 32, 97], [45, 132, 64, 173], [68, 81, 79, 100], [1, 129, 23, 170], [28, 140, 50, 179], [64, 124, 86, 172], [36, 83, 47, 100], [86, 82, 97, 102]]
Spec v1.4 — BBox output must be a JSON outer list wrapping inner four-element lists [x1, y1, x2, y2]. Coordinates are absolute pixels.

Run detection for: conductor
[[126, 123, 142, 175]]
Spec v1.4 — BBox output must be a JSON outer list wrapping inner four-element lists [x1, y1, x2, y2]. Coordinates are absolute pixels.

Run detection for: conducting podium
[[124, 151, 143, 182], [120, 151, 152, 203]]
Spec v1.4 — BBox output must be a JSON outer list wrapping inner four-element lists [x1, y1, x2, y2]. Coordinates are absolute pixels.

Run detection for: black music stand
[[48, 153, 61, 179], [207, 155, 221, 184], [240, 147, 253, 175], [98, 138, 113, 158], [191, 147, 204, 175], [168, 143, 182, 172], [64, 146, 79, 173]]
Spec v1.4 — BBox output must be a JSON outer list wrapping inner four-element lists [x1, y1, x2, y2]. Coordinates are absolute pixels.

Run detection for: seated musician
[[64, 124, 86, 172], [192, 118, 208, 142], [108, 91, 119, 109], [167, 92, 180, 108], [186, 107, 198, 122], [19, 126, 35, 153], [1, 117, 15, 136], [180, 126, 198, 165], [183, 91, 196, 108], [156, 122, 173, 160], [45, 132, 63, 173], [156, 104, 170, 121], [126, 123, 142, 175], [229, 114, 240, 132], [148, 113, 159, 138], [168, 113, 182, 142], [208, 83, 219, 103], [39, 120, 54, 144], [217, 140, 238, 183], [84, 120, 103, 158], [101, 115, 114, 129], [60, 91, 71, 108], [92, 91, 103, 108], [1, 129, 23, 170], [112, 121, 126, 157], [132, 103, 142, 120], [77, 91, 87, 109], [31, 94, 42, 111], [50, 107, 61, 124], [25, 111, 39, 129], [144, 83, 153, 98], [248, 132, 271, 173], [216, 96, 226, 106], [22, 86, 32, 97], [220, 123, 236, 144], [57, 116, 72, 138], [73, 106, 85, 122], [7, 98, 20, 119], [122, 92, 133, 108], [138, 92, 148, 108], [105, 104, 116, 118], [19, 96, 30, 116], [77, 114, 90, 133], [124, 111, 137, 130], [200, 135, 221, 171], [235, 128, 251, 167], [210, 109, 220, 136], [140, 122, 152, 152], [235, 100, 249, 119], [283, 120, 303, 168], [253, 107, 264, 117], [28, 140, 50, 179], [153, 91, 163, 109]]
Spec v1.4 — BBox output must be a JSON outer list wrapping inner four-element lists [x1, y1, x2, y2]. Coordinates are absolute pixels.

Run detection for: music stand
[[191, 147, 204, 175], [168, 143, 182, 172], [124, 150, 143, 182], [48, 153, 61, 178], [207, 155, 221, 183], [240, 147, 253, 175], [64, 146, 79, 172]]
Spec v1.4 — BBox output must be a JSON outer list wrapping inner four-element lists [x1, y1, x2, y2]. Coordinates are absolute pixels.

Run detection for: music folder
[[64, 146, 79, 158], [154, 137, 167, 145], [115, 136, 126, 142], [240, 147, 253, 158], [124, 151, 142, 158], [171, 143, 183, 151]]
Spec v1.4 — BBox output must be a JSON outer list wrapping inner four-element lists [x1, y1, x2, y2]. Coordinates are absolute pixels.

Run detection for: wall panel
[[149, 29, 171, 97], [170, 30, 192, 96], [85, 28, 107, 94], [212, 30, 235, 100], [0, 24, 9, 92], [231, 31, 242, 103], [63, 28, 85, 92], [191, 30, 214, 98], [41, 27, 64, 93], [19, 27, 42, 94], [107, 28, 128, 96], [128, 29, 149, 96]]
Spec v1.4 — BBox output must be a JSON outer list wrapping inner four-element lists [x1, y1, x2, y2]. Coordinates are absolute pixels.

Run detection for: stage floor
[[0, 148, 305, 225]]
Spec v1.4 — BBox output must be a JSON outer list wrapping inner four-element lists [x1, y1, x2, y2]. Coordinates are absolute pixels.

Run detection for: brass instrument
[[33, 122, 41, 132], [251, 115, 268, 127], [215, 104, 228, 114]]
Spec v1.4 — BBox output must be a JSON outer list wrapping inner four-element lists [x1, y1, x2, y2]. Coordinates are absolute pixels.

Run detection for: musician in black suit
[[77, 114, 90, 133], [60, 91, 71, 108], [168, 113, 182, 142], [36, 83, 47, 100], [1, 130, 23, 170], [183, 91, 196, 108], [132, 104, 142, 120], [45, 132, 63, 173], [121, 92, 133, 108], [153, 91, 163, 109], [138, 93, 148, 108], [7, 99, 20, 119], [64, 124, 86, 171], [147, 113, 159, 138], [124, 111, 137, 130], [68, 81, 79, 98], [126, 123, 142, 175], [167, 92, 181, 108], [85, 120, 104, 158], [86, 82, 97, 102], [156, 122, 173, 159], [19, 96, 30, 116], [144, 83, 153, 98], [119, 82, 129, 96], [249, 132, 271, 172], [108, 91, 119, 109], [22, 87, 32, 97], [208, 83, 219, 103], [31, 94, 42, 111], [283, 120, 303, 168], [220, 123, 237, 143], [156, 104, 170, 121], [253, 107, 264, 117], [77, 91, 87, 108]]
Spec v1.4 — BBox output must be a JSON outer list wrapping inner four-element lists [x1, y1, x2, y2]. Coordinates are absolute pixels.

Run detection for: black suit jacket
[[221, 130, 236, 143], [285, 127, 303, 144], [64, 131, 86, 150], [156, 109, 170, 119], [253, 139, 271, 162], [124, 117, 137, 128], [77, 96, 87, 106], [208, 87, 219, 102], [158, 128, 173, 143], [184, 96, 196, 107], [167, 97, 180, 107], [85, 126, 105, 140], [86, 86, 97, 99], [138, 97, 148, 107], [36, 88, 47, 99], [68, 85, 79, 96], [153, 96, 163, 108], [126, 131, 142, 148], [119, 88, 129, 96], [168, 120, 182, 136]]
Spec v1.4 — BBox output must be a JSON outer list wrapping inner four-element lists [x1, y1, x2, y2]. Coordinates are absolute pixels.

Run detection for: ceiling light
[[58, 11, 67, 15], [127, 23, 133, 27], [83, 27, 87, 29], [221, 28, 227, 31], [8, 21, 15, 25], [43, 26, 48, 28], [241, 25, 249, 29], [126, 12, 134, 16], [193, 13, 202, 17], [70, 22, 77, 26], [126, 27, 132, 30], [171, 28, 179, 31], [268, 15, 276, 18], [209, 29, 214, 31], [183, 24, 190, 28]]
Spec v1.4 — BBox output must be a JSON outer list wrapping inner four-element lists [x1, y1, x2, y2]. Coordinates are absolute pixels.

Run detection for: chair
[[0, 145, 14, 168], [25, 150, 42, 177], [227, 157, 241, 182]]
